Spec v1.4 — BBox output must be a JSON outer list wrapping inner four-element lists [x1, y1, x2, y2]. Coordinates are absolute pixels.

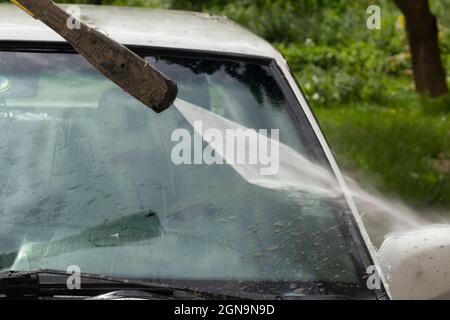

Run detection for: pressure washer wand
[[10, 0, 178, 113]]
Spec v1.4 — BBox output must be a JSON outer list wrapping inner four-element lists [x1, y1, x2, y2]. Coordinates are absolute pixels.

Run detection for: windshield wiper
[[0, 269, 273, 300], [0, 269, 376, 300]]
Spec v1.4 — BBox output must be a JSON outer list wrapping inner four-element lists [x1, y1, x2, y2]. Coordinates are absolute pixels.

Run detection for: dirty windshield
[[0, 50, 369, 297]]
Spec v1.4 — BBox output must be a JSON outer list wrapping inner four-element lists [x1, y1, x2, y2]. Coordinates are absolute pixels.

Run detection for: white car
[[0, 4, 448, 300]]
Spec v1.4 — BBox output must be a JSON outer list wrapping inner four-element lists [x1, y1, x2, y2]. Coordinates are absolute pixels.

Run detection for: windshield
[[0, 49, 373, 298]]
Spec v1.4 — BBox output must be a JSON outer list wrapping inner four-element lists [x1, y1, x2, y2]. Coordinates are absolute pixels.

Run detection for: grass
[[314, 95, 450, 211]]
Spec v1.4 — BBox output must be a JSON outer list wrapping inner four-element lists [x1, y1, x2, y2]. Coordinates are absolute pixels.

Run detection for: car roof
[[0, 3, 279, 59]]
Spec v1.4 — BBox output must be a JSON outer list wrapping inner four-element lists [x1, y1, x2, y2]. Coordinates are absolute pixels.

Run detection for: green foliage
[[159, 0, 446, 108], [169, 0, 370, 45], [278, 42, 387, 105]]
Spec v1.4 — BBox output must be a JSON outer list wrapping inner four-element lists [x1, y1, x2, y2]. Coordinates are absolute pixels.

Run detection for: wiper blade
[[0, 270, 364, 300], [0, 269, 269, 300], [0, 269, 169, 298]]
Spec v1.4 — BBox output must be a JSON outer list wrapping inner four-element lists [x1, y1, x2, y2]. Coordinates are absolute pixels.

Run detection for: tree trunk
[[394, 0, 448, 97]]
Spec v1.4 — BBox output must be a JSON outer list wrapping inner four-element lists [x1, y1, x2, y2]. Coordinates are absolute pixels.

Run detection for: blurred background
[[3, 0, 449, 220]]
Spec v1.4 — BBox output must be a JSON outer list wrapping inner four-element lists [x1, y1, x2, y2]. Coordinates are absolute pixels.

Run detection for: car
[[0, 3, 449, 300]]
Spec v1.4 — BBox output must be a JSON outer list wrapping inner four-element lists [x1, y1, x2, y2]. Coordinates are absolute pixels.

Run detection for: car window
[[0, 50, 372, 297]]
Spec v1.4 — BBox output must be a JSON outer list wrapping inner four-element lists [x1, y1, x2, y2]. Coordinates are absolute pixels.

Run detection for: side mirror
[[376, 225, 450, 300]]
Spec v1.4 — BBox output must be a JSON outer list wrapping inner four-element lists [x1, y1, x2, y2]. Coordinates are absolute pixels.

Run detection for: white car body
[[1, 3, 449, 300]]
